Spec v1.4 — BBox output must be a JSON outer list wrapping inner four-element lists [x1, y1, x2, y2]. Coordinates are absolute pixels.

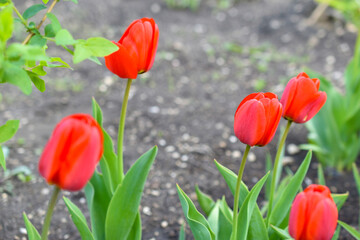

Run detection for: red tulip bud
[[289, 184, 338, 240], [39, 114, 104, 191], [234, 92, 282, 147], [280, 72, 327, 123], [105, 18, 159, 79]]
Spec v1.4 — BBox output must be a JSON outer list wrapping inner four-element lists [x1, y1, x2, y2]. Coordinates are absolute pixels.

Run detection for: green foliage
[[63, 197, 95, 240], [316, 0, 360, 29], [163, 0, 201, 11], [177, 184, 216, 240], [105, 146, 157, 239], [304, 33, 360, 171], [23, 4, 47, 20], [195, 185, 216, 216], [0, 120, 19, 170], [23, 213, 41, 240], [338, 220, 360, 239]]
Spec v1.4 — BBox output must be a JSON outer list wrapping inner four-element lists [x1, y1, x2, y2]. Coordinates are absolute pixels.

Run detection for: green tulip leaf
[[270, 225, 291, 239], [105, 146, 157, 240], [195, 185, 215, 217], [269, 151, 312, 227], [331, 225, 341, 240], [126, 212, 142, 240], [23, 212, 41, 240], [236, 172, 269, 240], [338, 220, 360, 240], [208, 200, 232, 239], [177, 184, 215, 240], [85, 172, 111, 240], [353, 163, 360, 196], [332, 192, 349, 211], [92, 98, 119, 194], [214, 159, 268, 240], [63, 197, 94, 240], [317, 163, 326, 186], [179, 224, 186, 240], [0, 146, 5, 170]]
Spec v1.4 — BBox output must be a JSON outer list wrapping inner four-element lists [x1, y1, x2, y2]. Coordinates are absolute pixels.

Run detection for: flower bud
[[289, 184, 338, 240], [38, 114, 103, 191], [105, 18, 159, 79], [280, 72, 327, 123], [234, 92, 282, 146]]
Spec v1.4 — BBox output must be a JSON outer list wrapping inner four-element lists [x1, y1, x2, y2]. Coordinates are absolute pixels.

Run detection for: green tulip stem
[[231, 144, 251, 240], [267, 119, 292, 225], [117, 78, 133, 183], [41, 186, 61, 240]]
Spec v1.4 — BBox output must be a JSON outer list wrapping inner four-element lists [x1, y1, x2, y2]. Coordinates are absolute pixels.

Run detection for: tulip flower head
[[39, 114, 104, 191], [280, 72, 327, 123], [234, 92, 283, 147], [289, 184, 338, 240], [105, 18, 159, 79]]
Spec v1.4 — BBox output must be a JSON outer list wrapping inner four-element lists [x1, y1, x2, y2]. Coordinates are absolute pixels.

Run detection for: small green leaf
[[208, 200, 232, 239], [63, 197, 94, 240], [48, 57, 72, 69], [105, 146, 157, 239], [27, 71, 46, 92], [3, 62, 32, 95], [64, 0, 78, 3], [0, 4, 13, 42], [338, 220, 360, 240], [23, 4, 47, 20], [29, 34, 47, 47], [0, 119, 19, 143], [44, 24, 55, 37], [46, 13, 61, 34], [236, 172, 269, 240], [269, 151, 312, 227], [84, 37, 118, 56], [270, 225, 291, 239], [55, 29, 77, 46], [0, 146, 5, 170], [195, 185, 215, 217], [6, 43, 49, 61], [332, 192, 349, 211], [73, 42, 92, 64], [177, 184, 215, 240], [42, 0, 49, 4], [23, 212, 41, 240]]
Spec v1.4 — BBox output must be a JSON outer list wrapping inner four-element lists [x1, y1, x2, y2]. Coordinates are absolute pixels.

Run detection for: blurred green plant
[[316, 0, 360, 29], [0, 0, 118, 171], [163, 0, 201, 11], [303, 33, 360, 171]]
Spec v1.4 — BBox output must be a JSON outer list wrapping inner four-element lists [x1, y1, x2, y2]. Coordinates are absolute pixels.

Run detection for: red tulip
[[280, 72, 327, 123], [234, 92, 282, 147], [39, 114, 104, 191], [105, 18, 159, 79], [289, 184, 338, 240]]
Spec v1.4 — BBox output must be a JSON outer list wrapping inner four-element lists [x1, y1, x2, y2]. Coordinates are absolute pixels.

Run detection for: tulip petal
[[145, 19, 159, 71], [306, 198, 338, 240], [289, 192, 307, 240], [234, 100, 266, 146], [105, 43, 138, 79], [293, 92, 327, 123]]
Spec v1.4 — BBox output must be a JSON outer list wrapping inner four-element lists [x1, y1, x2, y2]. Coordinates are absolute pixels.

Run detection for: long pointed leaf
[[63, 197, 94, 240], [195, 185, 215, 217], [23, 212, 41, 240], [127, 212, 142, 240], [214, 160, 268, 240], [105, 146, 157, 239], [85, 172, 111, 240], [236, 172, 269, 240], [338, 220, 360, 240], [269, 151, 312, 227], [177, 184, 215, 240]]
